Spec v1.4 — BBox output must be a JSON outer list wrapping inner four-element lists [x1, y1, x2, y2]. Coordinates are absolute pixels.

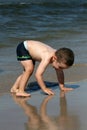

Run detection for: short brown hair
[[55, 48, 74, 66]]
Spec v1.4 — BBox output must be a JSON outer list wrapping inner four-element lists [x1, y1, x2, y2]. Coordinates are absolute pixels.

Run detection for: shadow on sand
[[25, 81, 80, 93]]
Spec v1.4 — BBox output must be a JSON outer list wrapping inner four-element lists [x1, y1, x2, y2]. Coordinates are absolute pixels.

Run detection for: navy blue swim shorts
[[16, 42, 35, 65]]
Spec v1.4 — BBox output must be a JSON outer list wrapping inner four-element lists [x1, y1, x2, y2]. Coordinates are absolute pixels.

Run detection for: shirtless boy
[[11, 40, 74, 97]]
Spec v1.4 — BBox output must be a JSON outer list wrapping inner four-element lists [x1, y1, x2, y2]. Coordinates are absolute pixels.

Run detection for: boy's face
[[52, 58, 69, 70]]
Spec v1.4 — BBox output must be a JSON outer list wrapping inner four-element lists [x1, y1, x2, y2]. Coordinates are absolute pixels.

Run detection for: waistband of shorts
[[24, 41, 28, 50]]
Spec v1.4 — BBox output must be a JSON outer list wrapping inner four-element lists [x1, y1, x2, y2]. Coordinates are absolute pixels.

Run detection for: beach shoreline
[[0, 1, 87, 129], [0, 47, 87, 130], [0, 60, 87, 93], [0, 79, 87, 130]]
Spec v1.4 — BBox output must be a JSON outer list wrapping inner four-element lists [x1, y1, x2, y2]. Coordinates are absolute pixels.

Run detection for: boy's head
[[55, 47, 74, 67]]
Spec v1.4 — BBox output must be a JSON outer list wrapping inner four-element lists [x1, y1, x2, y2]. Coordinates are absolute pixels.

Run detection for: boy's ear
[[52, 55, 57, 61]]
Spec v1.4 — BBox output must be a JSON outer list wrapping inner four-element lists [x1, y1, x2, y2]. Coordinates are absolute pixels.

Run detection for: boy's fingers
[[64, 87, 73, 91], [44, 88, 54, 95], [48, 89, 54, 95], [61, 87, 74, 91]]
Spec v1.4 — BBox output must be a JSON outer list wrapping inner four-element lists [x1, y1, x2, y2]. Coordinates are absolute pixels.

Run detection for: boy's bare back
[[26, 40, 56, 61]]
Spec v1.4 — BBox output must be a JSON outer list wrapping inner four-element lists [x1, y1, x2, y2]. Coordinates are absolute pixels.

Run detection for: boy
[[11, 40, 74, 97]]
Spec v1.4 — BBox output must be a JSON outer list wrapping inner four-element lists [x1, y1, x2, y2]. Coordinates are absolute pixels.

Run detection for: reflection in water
[[40, 95, 58, 130], [12, 95, 42, 130], [12, 92, 80, 130], [57, 92, 80, 130]]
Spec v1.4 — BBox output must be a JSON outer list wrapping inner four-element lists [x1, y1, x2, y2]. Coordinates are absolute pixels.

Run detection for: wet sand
[[0, 47, 87, 130], [0, 79, 87, 130]]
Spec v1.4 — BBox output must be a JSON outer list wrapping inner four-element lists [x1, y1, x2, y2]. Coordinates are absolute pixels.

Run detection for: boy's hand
[[60, 86, 73, 91], [43, 88, 54, 95]]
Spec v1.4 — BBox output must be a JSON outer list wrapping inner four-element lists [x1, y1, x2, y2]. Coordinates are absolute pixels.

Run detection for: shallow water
[[0, 1, 87, 129], [0, 0, 87, 85], [0, 0, 87, 63], [0, 79, 87, 130]]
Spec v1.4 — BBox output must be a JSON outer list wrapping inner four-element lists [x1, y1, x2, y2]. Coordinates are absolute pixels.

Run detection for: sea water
[[0, 0, 87, 73], [0, 2, 87, 130]]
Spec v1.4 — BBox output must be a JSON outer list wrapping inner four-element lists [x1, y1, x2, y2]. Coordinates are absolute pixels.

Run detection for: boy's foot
[[10, 88, 19, 93], [16, 91, 31, 97]]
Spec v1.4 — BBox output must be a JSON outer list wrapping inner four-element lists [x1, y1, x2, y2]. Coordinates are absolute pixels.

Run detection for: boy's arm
[[55, 69, 73, 91], [35, 60, 54, 95]]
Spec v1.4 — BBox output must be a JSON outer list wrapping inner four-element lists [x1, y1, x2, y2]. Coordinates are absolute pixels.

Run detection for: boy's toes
[[10, 88, 19, 93]]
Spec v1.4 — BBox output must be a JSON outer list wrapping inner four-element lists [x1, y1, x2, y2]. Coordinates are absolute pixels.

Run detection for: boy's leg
[[10, 74, 22, 93], [16, 60, 34, 97]]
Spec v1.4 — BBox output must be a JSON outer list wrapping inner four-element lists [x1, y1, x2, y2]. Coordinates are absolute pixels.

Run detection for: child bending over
[[11, 40, 74, 97]]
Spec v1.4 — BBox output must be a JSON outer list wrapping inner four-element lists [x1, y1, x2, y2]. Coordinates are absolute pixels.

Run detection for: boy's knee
[[25, 66, 34, 75]]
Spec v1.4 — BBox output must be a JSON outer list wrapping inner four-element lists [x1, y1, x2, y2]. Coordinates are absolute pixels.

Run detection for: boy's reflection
[[57, 92, 80, 130], [12, 92, 80, 130], [12, 95, 42, 130], [40, 95, 58, 130]]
